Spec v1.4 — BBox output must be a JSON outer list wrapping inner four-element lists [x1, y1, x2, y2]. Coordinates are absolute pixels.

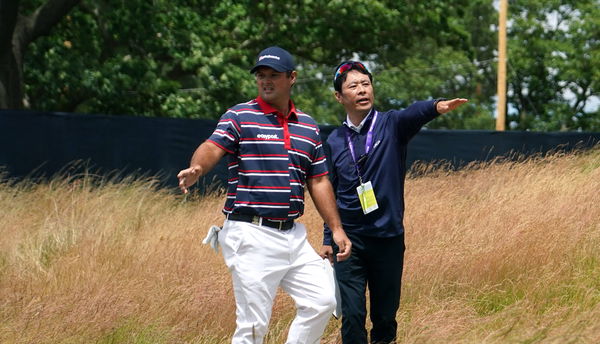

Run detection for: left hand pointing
[[436, 98, 468, 114]]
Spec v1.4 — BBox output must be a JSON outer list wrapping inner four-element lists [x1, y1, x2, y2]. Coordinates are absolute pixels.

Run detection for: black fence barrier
[[1, 110, 599, 191]]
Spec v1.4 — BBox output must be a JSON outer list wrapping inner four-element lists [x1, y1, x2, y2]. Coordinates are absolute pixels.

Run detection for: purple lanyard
[[345, 111, 378, 181]]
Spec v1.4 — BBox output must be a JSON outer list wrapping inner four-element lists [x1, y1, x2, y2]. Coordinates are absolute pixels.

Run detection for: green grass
[[95, 320, 169, 344]]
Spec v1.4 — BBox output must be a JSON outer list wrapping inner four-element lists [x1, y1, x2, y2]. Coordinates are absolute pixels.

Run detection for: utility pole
[[496, 0, 508, 131]]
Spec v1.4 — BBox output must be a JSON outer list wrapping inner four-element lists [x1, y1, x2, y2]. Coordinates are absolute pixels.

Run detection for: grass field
[[1, 147, 599, 343]]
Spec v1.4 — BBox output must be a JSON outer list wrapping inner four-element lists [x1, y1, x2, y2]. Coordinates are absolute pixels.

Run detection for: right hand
[[177, 166, 201, 194], [320, 245, 334, 264], [333, 229, 352, 262]]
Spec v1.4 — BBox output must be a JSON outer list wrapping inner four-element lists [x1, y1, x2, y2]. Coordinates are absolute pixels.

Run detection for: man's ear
[[334, 91, 343, 104], [289, 71, 297, 86]]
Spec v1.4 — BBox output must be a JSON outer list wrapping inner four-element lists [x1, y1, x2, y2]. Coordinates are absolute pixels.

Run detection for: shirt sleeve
[[393, 100, 440, 144], [206, 110, 241, 154], [307, 126, 329, 178]]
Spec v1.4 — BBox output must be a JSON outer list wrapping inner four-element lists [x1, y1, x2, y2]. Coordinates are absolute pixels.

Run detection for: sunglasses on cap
[[334, 61, 370, 83]]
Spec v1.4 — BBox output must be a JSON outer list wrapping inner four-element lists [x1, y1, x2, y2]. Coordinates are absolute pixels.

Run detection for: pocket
[[219, 221, 245, 269]]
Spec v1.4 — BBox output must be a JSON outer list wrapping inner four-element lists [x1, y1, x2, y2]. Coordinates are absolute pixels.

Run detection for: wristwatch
[[434, 98, 448, 113]]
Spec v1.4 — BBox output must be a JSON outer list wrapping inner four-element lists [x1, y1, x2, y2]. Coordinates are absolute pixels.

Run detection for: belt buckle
[[251, 216, 261, 226]]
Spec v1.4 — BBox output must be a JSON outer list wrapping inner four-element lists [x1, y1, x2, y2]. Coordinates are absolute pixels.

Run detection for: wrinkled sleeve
[[307, 126, 329, 179], [206, 110, 241, 154], [393, 100, 440, 144]]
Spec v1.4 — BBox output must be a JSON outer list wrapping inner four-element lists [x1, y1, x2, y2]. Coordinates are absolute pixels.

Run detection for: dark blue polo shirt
[[208, 96, 328, 221], [323, 100, 440, 245]]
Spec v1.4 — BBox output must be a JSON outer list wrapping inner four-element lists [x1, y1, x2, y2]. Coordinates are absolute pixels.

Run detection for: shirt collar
[[256, 96, 297, 119], [344, 108, 374, 133]]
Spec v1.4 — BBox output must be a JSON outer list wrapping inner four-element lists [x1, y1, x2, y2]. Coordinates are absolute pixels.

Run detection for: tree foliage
[[507, 0, 599, 131], [0, 0, 81, 109], [3, 0, 598, 131]]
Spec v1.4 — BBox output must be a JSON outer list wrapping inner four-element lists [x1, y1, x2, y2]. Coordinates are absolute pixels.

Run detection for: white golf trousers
[[218, 219, 336, 344]]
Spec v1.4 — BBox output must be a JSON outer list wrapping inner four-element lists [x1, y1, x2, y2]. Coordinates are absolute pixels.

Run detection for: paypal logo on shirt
[[257, 134, 279, 139]]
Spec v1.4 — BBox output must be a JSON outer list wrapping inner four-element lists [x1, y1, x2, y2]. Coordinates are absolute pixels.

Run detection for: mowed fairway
[[1, 147, 599, 343]]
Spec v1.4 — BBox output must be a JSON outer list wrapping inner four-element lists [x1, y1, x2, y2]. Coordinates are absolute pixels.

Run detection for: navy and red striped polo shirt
[[207, 96, 328, 221]]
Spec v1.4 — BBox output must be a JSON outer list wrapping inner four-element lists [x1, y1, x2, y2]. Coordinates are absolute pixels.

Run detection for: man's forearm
[[307, 176, 343, 232], [189, 141, 226, 175]]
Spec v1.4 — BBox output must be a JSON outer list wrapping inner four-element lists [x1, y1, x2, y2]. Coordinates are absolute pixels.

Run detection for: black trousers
[[333, 232, 405, 344]]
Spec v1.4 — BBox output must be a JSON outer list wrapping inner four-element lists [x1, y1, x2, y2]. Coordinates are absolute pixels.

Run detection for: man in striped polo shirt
[[177, 46, 352, 344]]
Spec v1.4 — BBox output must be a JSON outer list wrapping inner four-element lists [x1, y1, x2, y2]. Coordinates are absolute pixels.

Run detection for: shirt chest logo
[[257, 133, 279, 140]]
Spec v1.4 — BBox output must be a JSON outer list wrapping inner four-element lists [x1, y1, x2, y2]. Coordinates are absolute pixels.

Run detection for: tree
[[372, 0, 498, 130], [0, 0, 81, 109], [22, 0, 493, 124], [507, 0, 599, 131], [14, 1, 595, 131], [23, 0, 260, 118]]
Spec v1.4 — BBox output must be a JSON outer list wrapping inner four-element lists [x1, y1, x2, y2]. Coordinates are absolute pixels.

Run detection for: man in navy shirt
[[178, 47, 352, 344], [320, 61, 467, 343]]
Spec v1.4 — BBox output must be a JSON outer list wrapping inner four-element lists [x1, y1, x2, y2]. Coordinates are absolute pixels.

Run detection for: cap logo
[[259, 54, 281, 61]]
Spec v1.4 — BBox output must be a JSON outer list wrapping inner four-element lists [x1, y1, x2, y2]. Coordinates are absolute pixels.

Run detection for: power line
[[175, 58, 500, 91], [384, 58, 497, 73]]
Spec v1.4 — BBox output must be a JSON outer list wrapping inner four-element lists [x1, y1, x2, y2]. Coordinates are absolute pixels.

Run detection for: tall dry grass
[[1, 146, 599, 344]]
